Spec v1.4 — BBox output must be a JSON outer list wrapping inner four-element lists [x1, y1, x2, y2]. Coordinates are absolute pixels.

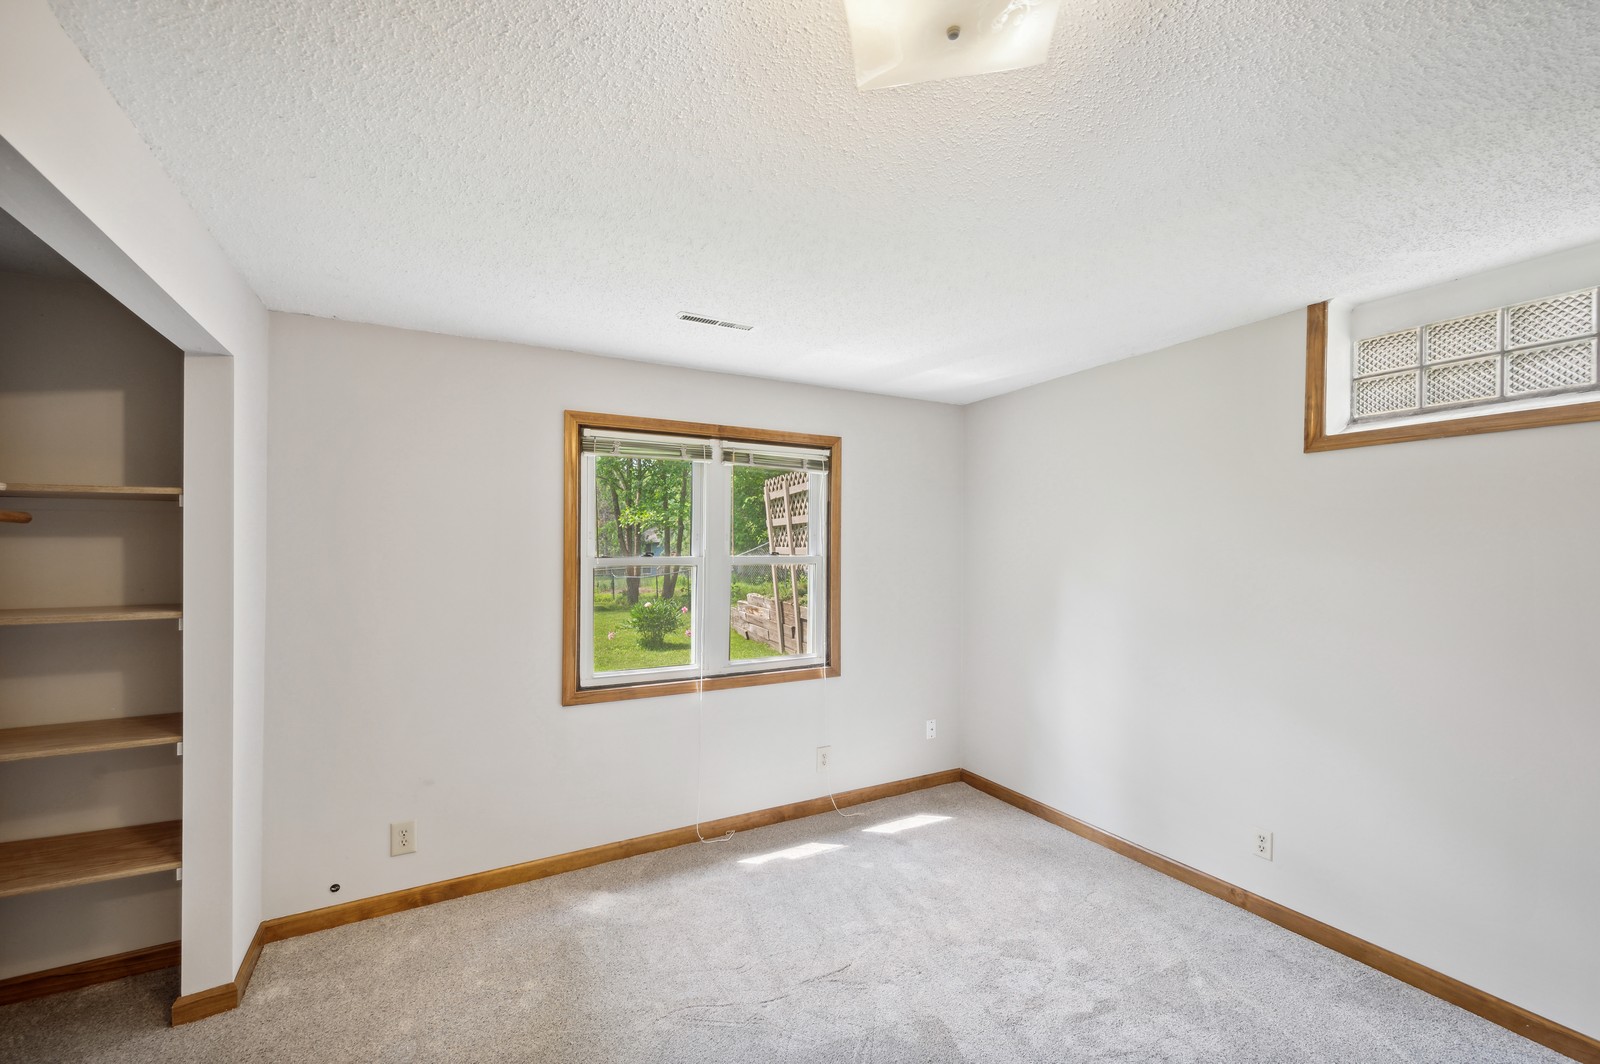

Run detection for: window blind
[[581, 428, 830, 471], [721, 446, 830, 473], [580, 429, 714, 462]]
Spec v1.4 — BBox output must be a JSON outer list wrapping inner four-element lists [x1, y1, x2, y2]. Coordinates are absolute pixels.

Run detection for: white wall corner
[[1, 0, 271, 994]]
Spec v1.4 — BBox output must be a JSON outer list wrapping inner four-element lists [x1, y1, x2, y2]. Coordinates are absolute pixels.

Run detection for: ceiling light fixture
[[843, 0, 1061, 90]]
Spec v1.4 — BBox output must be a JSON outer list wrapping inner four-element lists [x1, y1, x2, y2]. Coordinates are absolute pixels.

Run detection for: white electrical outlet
[[391, 821, 416, 856], [816, 746, 831, 772], [1253, 830, 1273, 861], [925, 719, 937, 739]]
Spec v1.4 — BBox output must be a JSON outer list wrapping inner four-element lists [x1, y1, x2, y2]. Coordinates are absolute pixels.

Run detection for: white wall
[[262, 313, 963, 919], [0, 0, 270, 994], [0, 272, 184, 482], [961, 308, 1600, 1038], [230, 340, 267, 981], [182, 353, 236, 994]]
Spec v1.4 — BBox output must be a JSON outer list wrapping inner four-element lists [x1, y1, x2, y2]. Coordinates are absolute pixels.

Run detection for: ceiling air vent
[[678, 312, 754, 331]]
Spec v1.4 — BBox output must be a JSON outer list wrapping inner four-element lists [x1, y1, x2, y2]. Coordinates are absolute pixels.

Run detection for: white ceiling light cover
[[843, 0, 1061, 90]]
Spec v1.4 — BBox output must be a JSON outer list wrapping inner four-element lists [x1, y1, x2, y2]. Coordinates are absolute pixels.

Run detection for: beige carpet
[[0, 783, 1566, 1062]]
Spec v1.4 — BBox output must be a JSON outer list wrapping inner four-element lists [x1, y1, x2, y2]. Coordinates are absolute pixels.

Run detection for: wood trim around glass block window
[[1303, 301, 1600, 452]]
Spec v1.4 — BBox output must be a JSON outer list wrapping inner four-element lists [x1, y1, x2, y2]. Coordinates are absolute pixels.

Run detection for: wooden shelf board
[[0, 714, 182, 763], [0, 483, 181, 502], [0, 604, 182, 627], [0, 821, 182, 899]]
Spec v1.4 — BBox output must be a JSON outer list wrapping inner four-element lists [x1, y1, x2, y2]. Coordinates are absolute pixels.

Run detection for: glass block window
[[1352, 288, 1600, 421]]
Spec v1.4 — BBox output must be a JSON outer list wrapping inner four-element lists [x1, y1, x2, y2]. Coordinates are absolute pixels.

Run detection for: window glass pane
[[730, 467, 814, 556], [594, 456, 694, 559], [593, 565, 695, 674], [729, 564, 814, 660]]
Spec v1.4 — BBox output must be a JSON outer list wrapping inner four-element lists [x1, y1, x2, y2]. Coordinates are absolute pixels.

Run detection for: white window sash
[[580, 453, 706, 687], [580, 445, 828, 688], [722, 464, 827, 670]]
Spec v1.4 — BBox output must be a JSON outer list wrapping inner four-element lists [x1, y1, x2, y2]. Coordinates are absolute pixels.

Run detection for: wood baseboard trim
[[262, 768, 962, 946], [32, 767, 1591, 1060], [0, 940, 179, 1006], [168, 981, 234, 1027], [166, 769, 955, 1025], [233, 922, 265, 1000], [959, 770, 1599, 1064], [170, 922, 266, 1026]]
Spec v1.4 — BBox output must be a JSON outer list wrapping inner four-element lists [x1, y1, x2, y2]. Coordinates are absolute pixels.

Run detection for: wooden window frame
[[562, 410, 841, 706], [1304, 301, 1600, 452]]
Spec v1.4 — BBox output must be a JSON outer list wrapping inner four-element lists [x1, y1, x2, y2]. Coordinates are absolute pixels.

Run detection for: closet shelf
[[0, 714, 183, 763], [0, 483, 181, 502], [0, 605, 182, 627], [0, 821, 182, 899]]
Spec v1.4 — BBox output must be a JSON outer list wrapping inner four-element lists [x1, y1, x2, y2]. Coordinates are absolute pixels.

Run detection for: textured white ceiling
[[47, 0, 1600, 403]]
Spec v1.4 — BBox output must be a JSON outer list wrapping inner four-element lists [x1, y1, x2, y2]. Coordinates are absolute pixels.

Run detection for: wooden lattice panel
[[764, 471, 810, 556]]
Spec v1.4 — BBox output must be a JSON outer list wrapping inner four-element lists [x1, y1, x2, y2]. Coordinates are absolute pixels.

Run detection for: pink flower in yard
[[680, 606, 689, 614], [607, 631, 616, 640], [685, 628, 692, 637]]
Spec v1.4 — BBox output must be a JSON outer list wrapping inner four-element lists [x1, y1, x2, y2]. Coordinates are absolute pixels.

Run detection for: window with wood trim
[[562, 412, 840, 705]]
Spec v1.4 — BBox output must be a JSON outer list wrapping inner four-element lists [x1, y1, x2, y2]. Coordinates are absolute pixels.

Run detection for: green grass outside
[[592, 600, 789, 674]]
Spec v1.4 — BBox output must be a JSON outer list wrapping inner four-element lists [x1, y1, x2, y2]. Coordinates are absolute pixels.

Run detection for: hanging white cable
[[693, 588, 733, 844], [819, 665, 863, 818]]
